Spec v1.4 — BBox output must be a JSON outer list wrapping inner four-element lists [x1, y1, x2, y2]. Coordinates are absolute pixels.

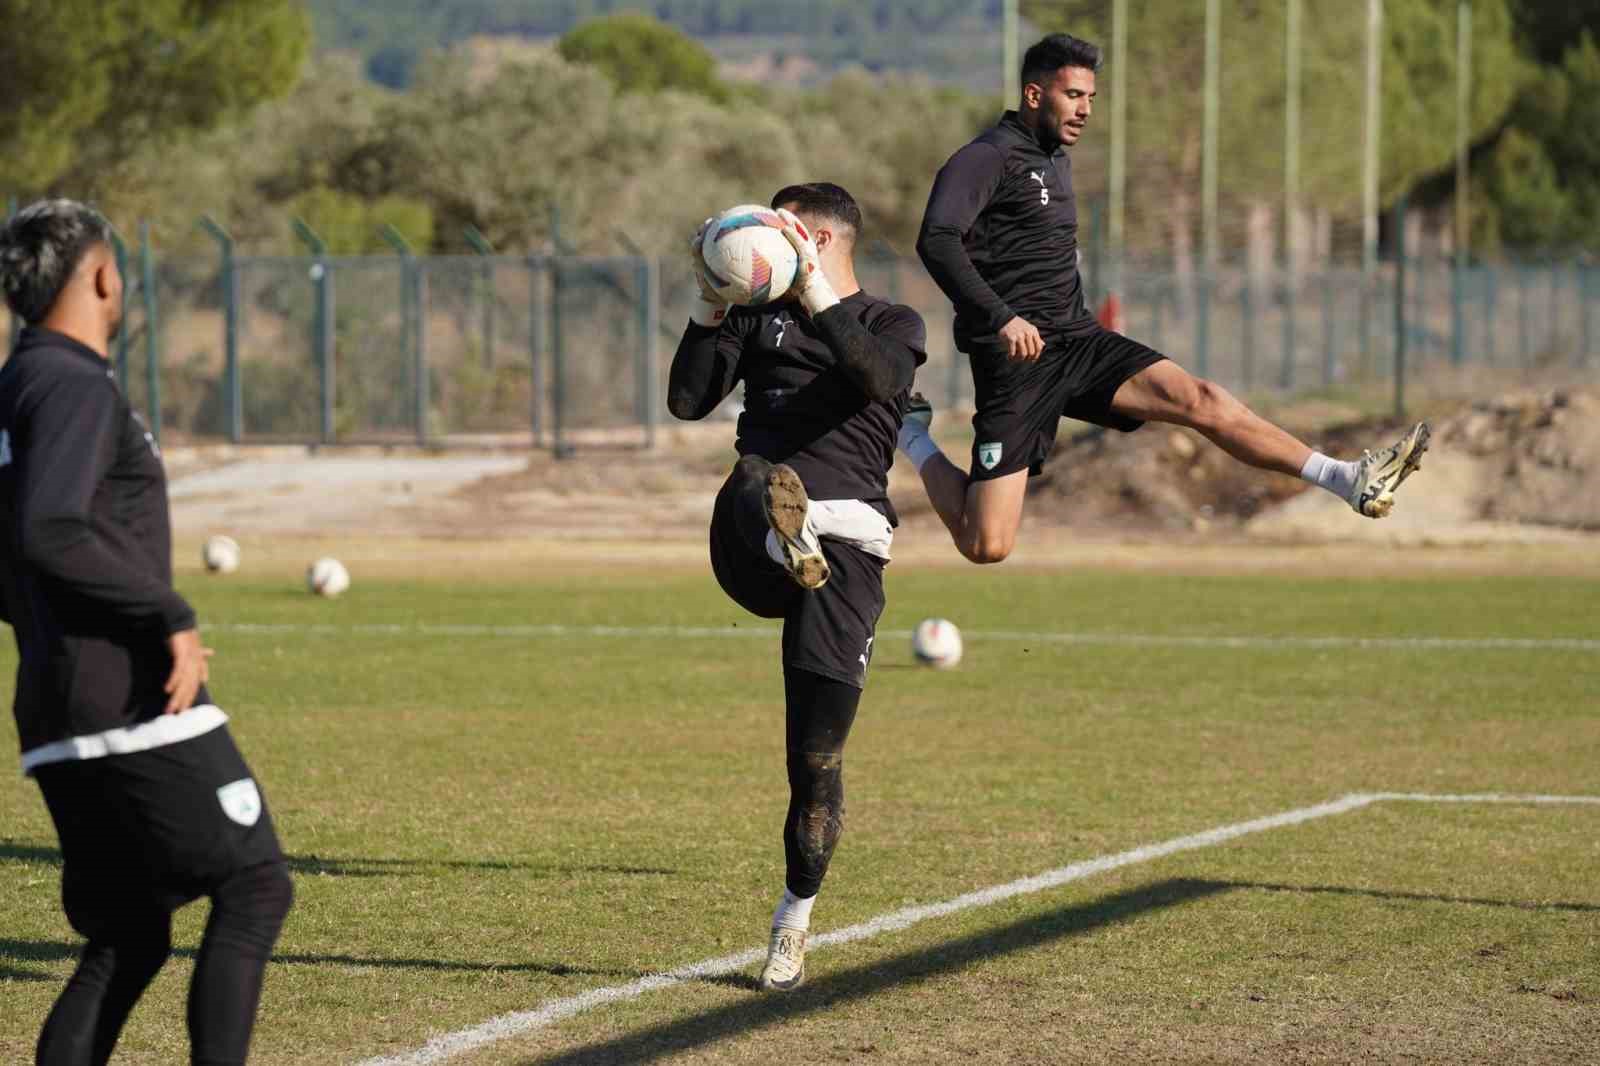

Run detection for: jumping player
[[903, 33, 1430, 564], [669, 184, 926, 991], [0, 200, 292, 1066]]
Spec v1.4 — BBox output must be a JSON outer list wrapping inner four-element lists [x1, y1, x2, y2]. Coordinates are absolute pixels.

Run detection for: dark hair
[[770, 182, 863, 243], [0, 199, 114, 325], [1021, 33, 1102, 89]]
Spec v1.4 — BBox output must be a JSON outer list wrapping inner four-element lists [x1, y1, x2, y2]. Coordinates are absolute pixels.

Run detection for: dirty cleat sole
[[764, 464, 830, 589], [1352, 421, 1431, 518]]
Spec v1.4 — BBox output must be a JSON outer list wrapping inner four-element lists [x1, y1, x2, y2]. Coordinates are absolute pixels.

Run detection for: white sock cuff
[[773, 887, 816, 931], [900, 428, 942, 473]]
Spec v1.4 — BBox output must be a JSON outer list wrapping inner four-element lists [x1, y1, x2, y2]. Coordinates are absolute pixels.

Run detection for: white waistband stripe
[[20, 704, 229, 775]]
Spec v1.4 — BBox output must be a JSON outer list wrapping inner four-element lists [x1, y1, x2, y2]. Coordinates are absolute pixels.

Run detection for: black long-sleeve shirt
[[0, 327, 205, 760], [669, 293, 926, 518], [917, 111, 1098, 355]]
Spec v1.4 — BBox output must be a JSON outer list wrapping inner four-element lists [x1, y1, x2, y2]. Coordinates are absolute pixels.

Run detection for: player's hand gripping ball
[[911, 618, 963, 669], [698, 204, 798, 307], [774, 207, 840, 315], [687, 217, 731, 327]]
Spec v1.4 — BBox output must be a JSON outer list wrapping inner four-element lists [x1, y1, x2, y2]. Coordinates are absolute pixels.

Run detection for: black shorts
[[34, 724, 284, 939], [709, 462, 886, 690], [969, 327, 1167, 480]]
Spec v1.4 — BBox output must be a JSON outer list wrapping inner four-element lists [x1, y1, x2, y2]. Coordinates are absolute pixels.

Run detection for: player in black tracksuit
[[0, 200, 291, 1066], [904, 34, 1430, 564], [670, 184, 925, 992]]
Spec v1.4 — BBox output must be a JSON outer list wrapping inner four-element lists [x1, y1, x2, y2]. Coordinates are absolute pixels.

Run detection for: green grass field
[[2, 560, 1597, 1064]]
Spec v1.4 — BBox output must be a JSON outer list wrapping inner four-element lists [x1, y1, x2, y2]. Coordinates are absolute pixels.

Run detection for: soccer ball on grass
[[911, 618, 963, 668]]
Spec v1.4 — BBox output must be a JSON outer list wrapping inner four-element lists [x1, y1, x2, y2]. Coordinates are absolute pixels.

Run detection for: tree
[[0, 1, 309, 194], [557, 13, 729, 100]]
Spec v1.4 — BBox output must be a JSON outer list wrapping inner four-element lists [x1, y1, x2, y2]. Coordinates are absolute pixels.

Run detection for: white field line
[[351, 791, 1600, 1066], [215, 622, 1600, 653]]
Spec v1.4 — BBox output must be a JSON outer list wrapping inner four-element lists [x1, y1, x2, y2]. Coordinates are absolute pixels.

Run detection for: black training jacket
[[917, 111, 1099, 354], [668, 293, 926, 519], [0, 327, 201, 757]]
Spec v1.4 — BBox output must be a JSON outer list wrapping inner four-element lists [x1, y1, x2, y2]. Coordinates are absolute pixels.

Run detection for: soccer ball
[[307, 557, 350, 598], [911, 618, 963, 669], [202, 535, 240, 574], [699, 203, 798, 306]]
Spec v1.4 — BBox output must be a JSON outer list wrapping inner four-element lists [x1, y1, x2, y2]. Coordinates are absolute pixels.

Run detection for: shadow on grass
[[1, 841, 674, 880], [516, 877, 1236, 1066], [1224, 879, 1600, 913], [0, 938, 635, 985]]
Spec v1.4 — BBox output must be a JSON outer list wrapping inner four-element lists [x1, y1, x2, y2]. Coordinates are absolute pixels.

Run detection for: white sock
[[1300, 451, 1358, 501], [898, 422, 942, 473], [772, 887, 815, 931]]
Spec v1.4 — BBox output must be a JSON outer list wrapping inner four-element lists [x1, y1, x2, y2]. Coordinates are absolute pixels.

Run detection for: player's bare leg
[[900, 397, 1027, 564], [1110, 360, 1429, 518]]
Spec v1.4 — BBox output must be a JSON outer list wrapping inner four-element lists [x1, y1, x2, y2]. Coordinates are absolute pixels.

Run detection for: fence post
[[527, 255, 545, 448], [1517, 263, 1530, 367], [1321, 267, 1336, 386], [1582, 265, 1592, 367], [551, 257, 569, 459], [641, 254, 660, 449], [139, 221, 161, 444], [1279, 268, 1296, 391], [198, 216, 241, 443], [1451, 259, 1466, 366], [1240, 280, 1255, 392], [380, 224, 424, 444], [1392, 195, 1407, 418], [292, 218, 335, 445], [4, 197, 18, 352], [109, 231, 130, 391], [465, 225, 496, 369]]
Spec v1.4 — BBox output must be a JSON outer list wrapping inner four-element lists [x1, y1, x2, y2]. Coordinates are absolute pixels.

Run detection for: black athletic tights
[[37, 860, 293, 1066], [783, 666, 862, 899]]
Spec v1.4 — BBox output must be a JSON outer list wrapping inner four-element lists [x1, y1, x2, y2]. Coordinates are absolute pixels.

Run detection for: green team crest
[[978, 442, 1003, 470]]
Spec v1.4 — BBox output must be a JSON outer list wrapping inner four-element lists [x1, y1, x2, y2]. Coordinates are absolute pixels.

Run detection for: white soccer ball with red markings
[[307, 557, 350, 598], [911, 618, 963, 669], [202, 535, 240, 574], [699, 203, 798, 306]]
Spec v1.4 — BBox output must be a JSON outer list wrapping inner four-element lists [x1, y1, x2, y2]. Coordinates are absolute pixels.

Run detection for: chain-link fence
[[2, 238, 1596, 449]]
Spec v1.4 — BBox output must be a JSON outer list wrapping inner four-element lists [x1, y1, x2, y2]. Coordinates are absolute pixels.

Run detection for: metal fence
[[3, 241, 1596, 450]]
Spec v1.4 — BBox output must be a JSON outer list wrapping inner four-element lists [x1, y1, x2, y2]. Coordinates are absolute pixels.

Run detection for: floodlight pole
[[292, 217, 335, 445], [1202, 0, 1220, 270], [1361, 0, 1384, 375], [198, 215, 242, 442], [1283, 0, 1302, 389], [1108, 0, 1127, 295], [1002, 0, 1019, 99], [1453, 0, 1472, 364]]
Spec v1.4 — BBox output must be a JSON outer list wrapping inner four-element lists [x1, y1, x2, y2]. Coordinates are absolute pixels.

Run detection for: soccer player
[[669, 184, 926, 991], [0, 200, 292, 1066], [904, 33, 1430, 564]]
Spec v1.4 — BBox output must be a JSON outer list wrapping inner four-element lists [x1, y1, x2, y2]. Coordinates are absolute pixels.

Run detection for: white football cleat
[[759, 926, 808, 992], [764, 463, 830, 590], [1349, 422, 1431, 518]]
